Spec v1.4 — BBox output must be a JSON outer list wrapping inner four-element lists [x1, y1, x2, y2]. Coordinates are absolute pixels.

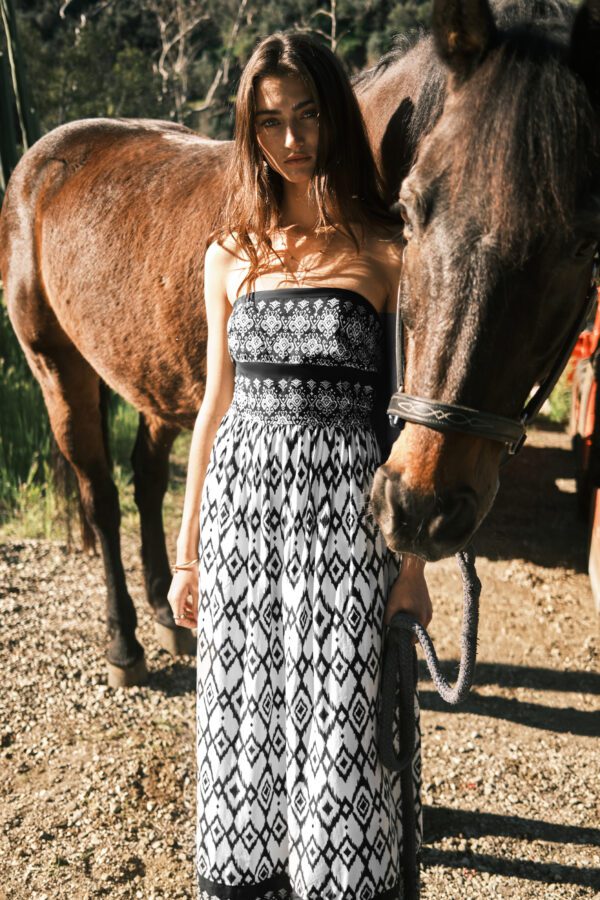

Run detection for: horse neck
[[355, 39, 446, 202]]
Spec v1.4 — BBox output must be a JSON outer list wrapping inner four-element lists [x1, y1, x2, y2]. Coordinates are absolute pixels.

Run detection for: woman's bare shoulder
[[205, 232, 245, 263]]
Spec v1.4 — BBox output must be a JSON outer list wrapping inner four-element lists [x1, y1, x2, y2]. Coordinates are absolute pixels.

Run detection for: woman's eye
[[302, 109, 318, 119], [256, 116, 281, 128]]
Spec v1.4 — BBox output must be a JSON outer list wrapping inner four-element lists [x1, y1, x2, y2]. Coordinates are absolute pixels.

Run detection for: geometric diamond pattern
[[196, 291, 422, 899]]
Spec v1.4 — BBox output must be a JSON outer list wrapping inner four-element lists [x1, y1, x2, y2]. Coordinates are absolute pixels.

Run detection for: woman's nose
[[284, 123, 304, 149]]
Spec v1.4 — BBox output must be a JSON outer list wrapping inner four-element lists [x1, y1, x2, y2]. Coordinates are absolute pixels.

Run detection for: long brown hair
[[209, 29, 401, 296]]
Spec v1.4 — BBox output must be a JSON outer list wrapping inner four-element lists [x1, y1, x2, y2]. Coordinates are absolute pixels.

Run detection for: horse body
[[1, 0, 599, 683], [1, 118, 232, 683], [3, 119, 230, 426]]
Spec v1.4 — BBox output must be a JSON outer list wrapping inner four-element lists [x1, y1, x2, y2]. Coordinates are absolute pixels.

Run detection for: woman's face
[[254, 73, 320, 184]]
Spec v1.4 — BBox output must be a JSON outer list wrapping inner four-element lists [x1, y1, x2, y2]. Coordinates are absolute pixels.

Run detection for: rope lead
[[378, 545, 481, 899]]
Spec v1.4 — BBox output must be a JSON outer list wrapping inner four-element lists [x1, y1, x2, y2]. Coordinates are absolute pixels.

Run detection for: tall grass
[[0, 292, 53, 531]]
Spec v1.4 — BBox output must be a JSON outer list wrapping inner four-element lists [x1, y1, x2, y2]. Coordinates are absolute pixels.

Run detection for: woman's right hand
[[167, 566, 199, 629]]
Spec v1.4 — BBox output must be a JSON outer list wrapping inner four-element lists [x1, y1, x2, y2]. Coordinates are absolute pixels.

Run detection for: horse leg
[[131, 413, 196, 656], [10, 325, 148, 687]]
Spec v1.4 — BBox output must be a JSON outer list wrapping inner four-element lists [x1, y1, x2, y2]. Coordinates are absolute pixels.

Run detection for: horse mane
[[351, 30, 425, 91], [443, 0, 599, 259], [354, 0, 599, 259], [493, 0, 574, 35], [352, 33, 448, 177]]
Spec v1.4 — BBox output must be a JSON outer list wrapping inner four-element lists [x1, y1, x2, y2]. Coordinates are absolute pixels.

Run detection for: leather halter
[[387, 254, 599, 456]]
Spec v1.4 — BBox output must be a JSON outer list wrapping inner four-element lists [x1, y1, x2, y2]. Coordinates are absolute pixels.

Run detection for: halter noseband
[[387, 254, 600, 456]]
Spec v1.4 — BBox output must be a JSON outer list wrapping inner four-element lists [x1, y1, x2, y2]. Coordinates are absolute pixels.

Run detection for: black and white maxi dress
[[195, 286, 422, 900]]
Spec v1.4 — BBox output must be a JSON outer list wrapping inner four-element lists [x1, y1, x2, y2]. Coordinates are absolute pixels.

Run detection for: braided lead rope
[[378, 546, 481, 899], [378, 545, 481, 773]]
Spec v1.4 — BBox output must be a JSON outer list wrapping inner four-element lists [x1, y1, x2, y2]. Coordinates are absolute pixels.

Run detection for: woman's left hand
[[383, 553, 432, 629]]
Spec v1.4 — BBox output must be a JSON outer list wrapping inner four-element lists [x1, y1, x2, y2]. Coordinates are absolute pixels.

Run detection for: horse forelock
[[403, 3, 597, 398], [415, 19, 599, 265]]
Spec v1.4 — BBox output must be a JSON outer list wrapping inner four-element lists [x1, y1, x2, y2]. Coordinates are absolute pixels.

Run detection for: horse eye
[[574, 238, 598, 259], [399, 203, 414, 239]]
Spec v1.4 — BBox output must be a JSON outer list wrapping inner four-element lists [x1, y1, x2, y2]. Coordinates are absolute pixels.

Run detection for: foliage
[[14, 1, 167, 129], [0, 292, 52, 520], [9, 0, 433, 138], [544, 370, 572, 426]]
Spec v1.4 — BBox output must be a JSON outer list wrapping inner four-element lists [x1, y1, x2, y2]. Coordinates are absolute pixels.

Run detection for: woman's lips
[[284, 155, 311, 165]]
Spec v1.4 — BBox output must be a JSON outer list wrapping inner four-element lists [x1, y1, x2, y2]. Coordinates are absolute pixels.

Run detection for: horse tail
[[48, 382, 113, 556], [49, 435, 97, 554], [1, 137, 109, 555]]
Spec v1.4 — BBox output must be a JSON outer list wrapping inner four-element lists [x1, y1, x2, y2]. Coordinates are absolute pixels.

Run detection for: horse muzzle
[[371, 464, 481, 561]]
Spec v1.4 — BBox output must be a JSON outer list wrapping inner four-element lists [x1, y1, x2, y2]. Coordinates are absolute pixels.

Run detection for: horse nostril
[[369, 464, 398, 533], [372, 464, 417, 548], [428, 489, 478, 546]]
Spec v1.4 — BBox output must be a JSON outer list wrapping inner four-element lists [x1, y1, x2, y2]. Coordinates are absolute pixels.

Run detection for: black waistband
[[235, 359, 379, 386]]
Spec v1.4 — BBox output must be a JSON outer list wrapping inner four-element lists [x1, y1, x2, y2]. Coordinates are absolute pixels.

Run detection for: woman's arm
[[167, 240, 236, 627], [175, 241, 235, 558]]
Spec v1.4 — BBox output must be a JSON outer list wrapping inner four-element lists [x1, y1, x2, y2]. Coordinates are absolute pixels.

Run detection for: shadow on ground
[[473, 426, 588, 571], [423, 806, 600, 888], [417, 659, 600, 736]]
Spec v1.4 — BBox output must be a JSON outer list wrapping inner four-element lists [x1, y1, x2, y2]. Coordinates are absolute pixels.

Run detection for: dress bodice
[[226, 287, 384, 429]]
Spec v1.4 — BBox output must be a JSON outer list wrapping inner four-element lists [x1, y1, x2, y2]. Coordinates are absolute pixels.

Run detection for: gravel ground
[[0, 422, 598, 899]]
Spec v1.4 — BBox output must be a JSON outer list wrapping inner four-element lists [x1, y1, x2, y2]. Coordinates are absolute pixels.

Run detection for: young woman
[[168, 29, 432, 900]]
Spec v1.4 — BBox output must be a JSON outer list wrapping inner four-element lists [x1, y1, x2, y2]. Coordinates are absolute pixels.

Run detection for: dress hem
[[196, 870, 401, 900], [197, 869, 289, 898]]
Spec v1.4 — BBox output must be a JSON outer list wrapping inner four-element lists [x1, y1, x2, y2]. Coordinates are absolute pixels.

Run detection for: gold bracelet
[[171, 557, 199, 573]]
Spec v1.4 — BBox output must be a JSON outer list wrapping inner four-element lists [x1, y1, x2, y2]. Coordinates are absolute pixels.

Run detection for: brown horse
[[1, 0, 598, 687], [358, 0, 600, 560], [0, 120, 233, 685]]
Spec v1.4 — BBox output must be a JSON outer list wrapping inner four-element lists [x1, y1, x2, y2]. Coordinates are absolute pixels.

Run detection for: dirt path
[[0, 423, 598, 899], [418, 424, 600, 898]]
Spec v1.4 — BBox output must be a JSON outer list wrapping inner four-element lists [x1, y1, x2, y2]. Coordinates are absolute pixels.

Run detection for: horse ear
[[432, 0, 497, 81], [569, 0, 600, 108]]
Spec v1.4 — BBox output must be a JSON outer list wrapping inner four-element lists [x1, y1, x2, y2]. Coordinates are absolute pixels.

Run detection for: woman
[[168, 29, 432, 900]]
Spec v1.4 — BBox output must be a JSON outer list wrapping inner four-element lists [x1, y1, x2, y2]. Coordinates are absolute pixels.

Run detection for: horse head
[[372, 0, 600, 560]]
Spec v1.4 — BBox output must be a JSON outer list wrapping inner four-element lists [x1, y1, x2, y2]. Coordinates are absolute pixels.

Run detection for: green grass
[[0, 292, 54, 532]]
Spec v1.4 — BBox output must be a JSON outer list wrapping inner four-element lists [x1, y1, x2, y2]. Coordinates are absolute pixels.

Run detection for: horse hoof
[[154, 621, 196, 656], [107, 655, 149, 689]]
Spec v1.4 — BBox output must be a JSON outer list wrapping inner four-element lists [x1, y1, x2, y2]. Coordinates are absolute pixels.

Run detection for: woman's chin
[[280, 166, 315, 184]]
